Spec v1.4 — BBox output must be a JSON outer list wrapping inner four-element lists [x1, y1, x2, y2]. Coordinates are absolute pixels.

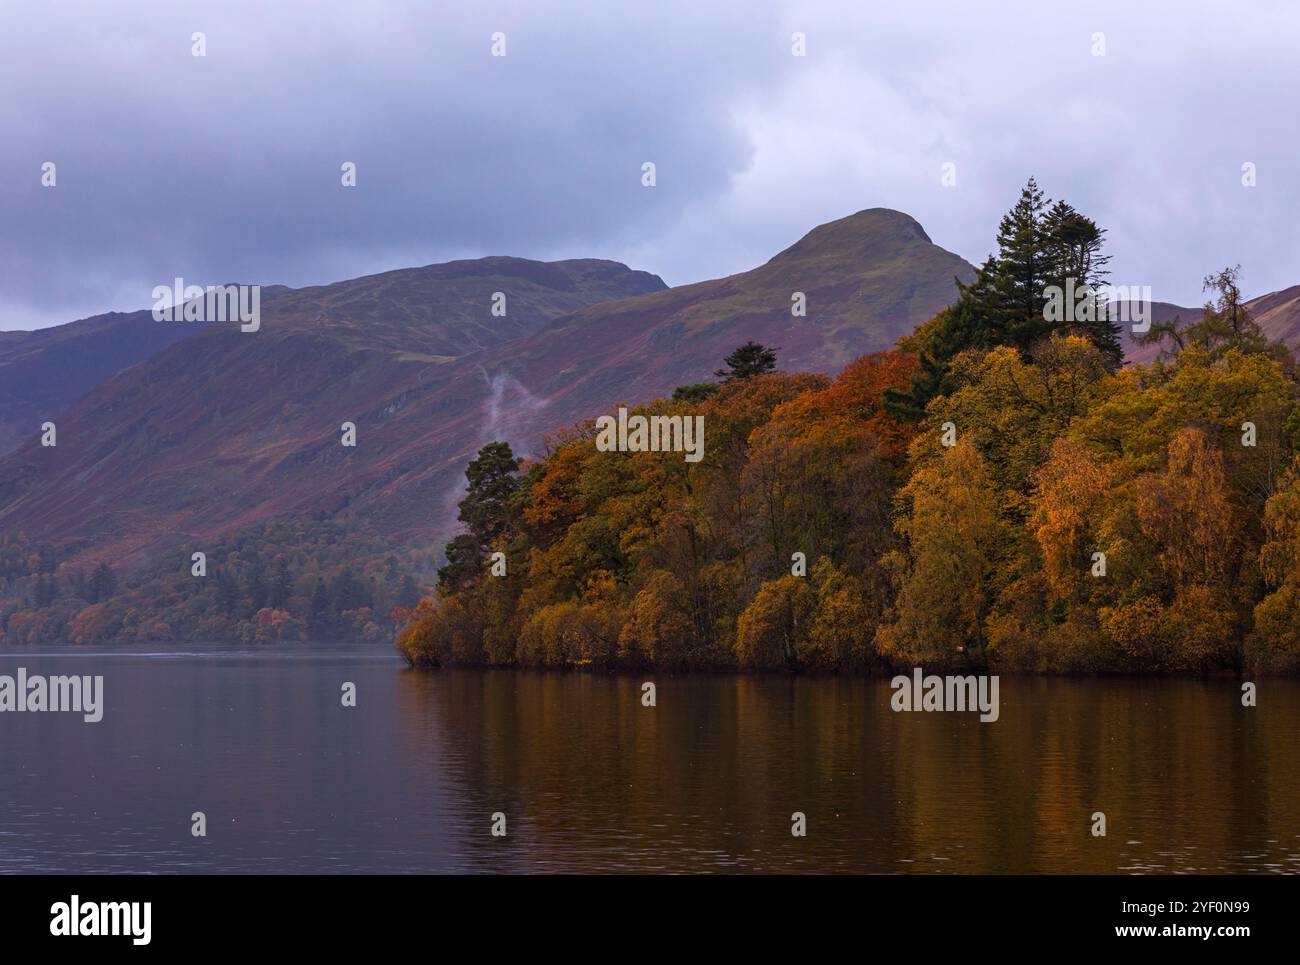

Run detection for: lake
[[1, 644, 1297, 873]]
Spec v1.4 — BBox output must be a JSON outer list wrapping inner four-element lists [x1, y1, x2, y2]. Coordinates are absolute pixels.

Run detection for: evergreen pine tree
[[331, 568, 360, 613], [269, 558, 292, 609], [437, 533, 482, 593], [888, 178, 1121, 420], [33, 574, 56, 607], [989, 176, 1053, 350], [1042, 200, 1121, 368], [216, 569, 239, 610], [310, 577, 330, 618], [458, 442, 522, 554], [714, 342, 778, 381]]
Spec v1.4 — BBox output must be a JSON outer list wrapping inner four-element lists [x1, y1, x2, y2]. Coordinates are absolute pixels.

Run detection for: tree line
[[0, 521, 426, 645]]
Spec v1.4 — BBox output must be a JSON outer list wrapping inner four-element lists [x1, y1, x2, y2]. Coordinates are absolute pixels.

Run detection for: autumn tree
[[1138, 427, 1240, 589], [1029, 437, 1117, 601], [1139, 266, 1284, 363], [920, 335, 1112, 519], [803, 558, 877, 670], [396, 595, 481, 666], [618, 570, 698, 668], [1253, 458, 1300, 670], [741, 352, 915, 594], [875, 439, 1007, 667], [735, 575, 814, 670]]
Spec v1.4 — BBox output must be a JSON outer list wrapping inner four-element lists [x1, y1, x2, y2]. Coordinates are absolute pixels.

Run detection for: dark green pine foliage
[[987, 176, 1054, 350], [715, 341, 778, 382], [886, 178, 1123, 422], [671, 382, 720, 403], [459, 442, 523, 551], [437, 534, 481, 593], [438, 442, 522, 592], [1042, 200, 1121, 367], [269, 557, 292, 609], [310, 577, 330, 618], [884, 293, 984, 422]]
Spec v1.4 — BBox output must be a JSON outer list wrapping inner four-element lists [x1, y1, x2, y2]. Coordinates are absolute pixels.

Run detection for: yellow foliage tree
[[735, 575, 814, 670], [875, 439, 1007, 667]]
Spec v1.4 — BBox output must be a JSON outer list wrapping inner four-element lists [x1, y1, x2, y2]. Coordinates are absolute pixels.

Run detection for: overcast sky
[[2, 0, 1297, 330]]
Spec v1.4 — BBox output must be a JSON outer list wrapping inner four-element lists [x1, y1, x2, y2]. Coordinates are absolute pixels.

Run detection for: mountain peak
[[767, 208, 934, 267]]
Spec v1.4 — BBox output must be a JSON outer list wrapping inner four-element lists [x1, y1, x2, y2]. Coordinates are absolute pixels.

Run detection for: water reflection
[[400, 670, 1300, 873], [1, 648, 1296, 873]]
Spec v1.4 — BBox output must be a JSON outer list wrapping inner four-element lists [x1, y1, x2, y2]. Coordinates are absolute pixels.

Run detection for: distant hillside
[[1247, 284, 1300, 347], [492, 208, 977, 406], [0, 305, 240, 457], [1119, 301, 1202, 365], [251, 256, 665, 355], [0, 209, 971, 581], [0, 259, 662, 459]]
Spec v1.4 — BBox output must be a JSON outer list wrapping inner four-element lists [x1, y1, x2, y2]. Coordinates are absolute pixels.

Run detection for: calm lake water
[[1, 644, 1297, 874]]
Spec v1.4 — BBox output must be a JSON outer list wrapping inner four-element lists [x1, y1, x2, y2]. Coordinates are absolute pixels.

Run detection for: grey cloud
[[1, 0, 1297, 330]]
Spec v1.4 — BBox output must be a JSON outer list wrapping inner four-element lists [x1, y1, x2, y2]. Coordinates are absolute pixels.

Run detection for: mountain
[[0, 305, 246, 458], [499, 208, 977, 403], [0, 259, 665, 461], [245, 256, 665, 355], [0, 209, 971, 578], [1247, 284, 1300, 347], [0, 285, 311, 457], [0, 256, 665, 568]]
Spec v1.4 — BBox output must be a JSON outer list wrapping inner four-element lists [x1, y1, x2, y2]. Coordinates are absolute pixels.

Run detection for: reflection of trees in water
[[394, 670, 1300, 873]]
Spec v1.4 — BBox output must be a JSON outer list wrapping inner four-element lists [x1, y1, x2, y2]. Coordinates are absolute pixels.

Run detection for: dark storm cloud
[[1, 0, 1297, 329]]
